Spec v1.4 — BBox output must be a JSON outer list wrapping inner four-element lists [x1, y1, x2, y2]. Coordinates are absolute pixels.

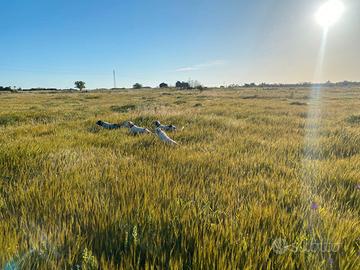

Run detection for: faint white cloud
[[175, 60, 226, 72], [175, 67, 199, 72]]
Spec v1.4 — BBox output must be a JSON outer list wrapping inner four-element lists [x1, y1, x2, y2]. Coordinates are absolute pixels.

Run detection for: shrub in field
[[290, 101, 307, 106], [242, 95, 258, 99], [110, 104, 136, 113], [0, 114, 25, 126], [346, 115, 360, 124]]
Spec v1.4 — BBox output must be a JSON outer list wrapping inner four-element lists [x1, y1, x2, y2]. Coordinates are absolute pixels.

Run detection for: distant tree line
[[130, 80, 204, 90], [0, 86, 23, 92], [176, 80, 203, 90], [3, 80, 359, 92], [0, 86, 13, 91], [224, 81, 360, 89], [175, 81, 190, 89], [23, 88, 60, 91], [0, 87, 72, 92], [157, 80, 204, 90]]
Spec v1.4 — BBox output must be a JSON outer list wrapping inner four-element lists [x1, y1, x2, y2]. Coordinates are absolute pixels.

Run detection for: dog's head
[[119, 121, 133, 128], [127, 121, 135, 128], [154, 120, 161, 127]]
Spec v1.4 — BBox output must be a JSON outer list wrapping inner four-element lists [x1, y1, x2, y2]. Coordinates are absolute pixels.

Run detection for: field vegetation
[[0, 88, 359, 269]]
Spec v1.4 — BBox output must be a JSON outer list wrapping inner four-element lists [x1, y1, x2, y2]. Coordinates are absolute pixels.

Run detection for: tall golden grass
[[0, 88, 359, 269]]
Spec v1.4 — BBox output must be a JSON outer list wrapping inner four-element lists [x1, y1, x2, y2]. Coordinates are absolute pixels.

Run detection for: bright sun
[[316, 0, 345, 28]]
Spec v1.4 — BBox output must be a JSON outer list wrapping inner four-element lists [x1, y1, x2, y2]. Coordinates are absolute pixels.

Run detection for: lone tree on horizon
[[133, 83, 142, 89], [159, 82, 168, 88], [75, 81, 86, 91]]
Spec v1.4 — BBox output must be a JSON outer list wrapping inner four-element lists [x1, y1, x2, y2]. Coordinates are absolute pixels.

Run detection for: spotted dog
[[96, 120, 121, 130], [154, 120, 177, 132], [124, 121, 151, 135], [155, 127, 178, 145]]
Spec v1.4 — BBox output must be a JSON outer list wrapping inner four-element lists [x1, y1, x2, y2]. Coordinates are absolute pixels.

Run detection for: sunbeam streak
[[301, 27, 330, 232]]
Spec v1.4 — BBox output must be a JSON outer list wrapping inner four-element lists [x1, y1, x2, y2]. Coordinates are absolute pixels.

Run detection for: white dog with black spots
[[154, 120, 176, 132]]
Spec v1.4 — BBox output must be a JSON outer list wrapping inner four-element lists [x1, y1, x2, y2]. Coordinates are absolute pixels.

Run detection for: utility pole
[[113, 69, 117, 89]]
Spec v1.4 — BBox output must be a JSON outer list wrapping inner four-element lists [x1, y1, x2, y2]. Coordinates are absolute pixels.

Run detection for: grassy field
[[0, 88, 359, 269]]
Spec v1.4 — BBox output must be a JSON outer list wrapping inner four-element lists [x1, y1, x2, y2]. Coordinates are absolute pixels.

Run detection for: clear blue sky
[[0, 0, 359, 89]]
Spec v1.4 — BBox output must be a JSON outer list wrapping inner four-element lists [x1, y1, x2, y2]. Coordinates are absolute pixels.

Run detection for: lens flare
[[316, 0, 345, 28]]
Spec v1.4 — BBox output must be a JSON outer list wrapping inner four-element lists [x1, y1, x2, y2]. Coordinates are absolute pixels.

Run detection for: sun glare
[[316, 0, 345, 28]]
